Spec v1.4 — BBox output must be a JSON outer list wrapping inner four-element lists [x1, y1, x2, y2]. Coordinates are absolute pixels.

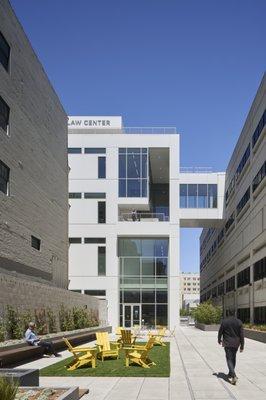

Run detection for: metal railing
[[119, 212, 169, 222], [123, 127, 177, 135], [180, 167, 213, 173]]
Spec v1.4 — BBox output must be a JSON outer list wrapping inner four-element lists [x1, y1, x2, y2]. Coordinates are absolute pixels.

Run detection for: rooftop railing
[[119, 212, 169, 222], [123, 127, 177, 135], [180, 167, 213, 173]]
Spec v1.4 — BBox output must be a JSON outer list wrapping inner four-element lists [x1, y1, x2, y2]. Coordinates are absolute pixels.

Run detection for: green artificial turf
[[40, 342, 170, 377]]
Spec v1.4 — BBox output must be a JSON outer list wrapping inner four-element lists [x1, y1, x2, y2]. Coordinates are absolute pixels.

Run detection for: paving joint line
[[102, 377, 122, 400], [178, 328, 238, 400], [136, 377, 146, 400], [174, 334, 195, 400]]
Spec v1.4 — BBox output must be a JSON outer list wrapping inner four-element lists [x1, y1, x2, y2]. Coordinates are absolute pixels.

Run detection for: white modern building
[[180, 273, 200, 310], [68, 117, 225, 329]]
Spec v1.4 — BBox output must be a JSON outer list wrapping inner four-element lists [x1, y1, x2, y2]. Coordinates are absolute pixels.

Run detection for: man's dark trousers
[[224, 347, 237, 378]]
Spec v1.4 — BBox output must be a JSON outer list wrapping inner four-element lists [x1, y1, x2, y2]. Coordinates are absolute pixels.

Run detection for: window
[[225, 212, 235, 232], [252, 109, 266, 148], [118, 148, 148, 197], [226, 276, 235, 293], [98, 247, 106, 276], [84, 192, 106, 199], [254, 257, 266, 281], [218, 282, 224, 296], [235, 144, 250, 181], [225, 177, 235, 206], [98, 201, 106, 223], [237, 267, 250, 288], [69, 237, 82, 244], [208, 184, 217, 208], [84, 238, 106, 244], [0, 160, 10, 195], [68, 147, 82, 154], [212, 286, 217, 298], [217, 229, 224, 245], [252, 161, 266, 193], [70, 289, 82, 293], [85, 290, 106, 296], [236, 187, 250, 216], [0, 31, 10, 71], [85, 148, 106, 154], [254, 306, 266, 324], [0, 95, 10, 134], [69, 192, 82, 199], [179, 184, 217, 208], [188, 184, 197, 208], [237, 308, 250, 323], [98, 157, 106, 178], [31, 235, 41, 250]]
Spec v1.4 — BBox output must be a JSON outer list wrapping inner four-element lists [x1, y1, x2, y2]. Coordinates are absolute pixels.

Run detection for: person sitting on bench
[[25, 322, 60, 357]]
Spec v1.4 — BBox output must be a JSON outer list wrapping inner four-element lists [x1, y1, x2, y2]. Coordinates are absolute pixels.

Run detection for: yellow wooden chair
[[63, 337, 97, 370], [115, 326, 123, 344], [96, 332, 120, 361], [120, 329, 136, 348], [124, 337, 156, 368], [148, 327, 167, 346]]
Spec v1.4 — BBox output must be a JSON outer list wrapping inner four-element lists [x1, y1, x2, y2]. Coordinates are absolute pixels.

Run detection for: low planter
[[195, 322, 220, 331], [0, 325, 111, 367], [16, 386, 79, 400], [244, 328, 266, 344], [0, 368, 39, 386]]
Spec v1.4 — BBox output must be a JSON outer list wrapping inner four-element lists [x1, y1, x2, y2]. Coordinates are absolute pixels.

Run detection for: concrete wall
[[0, 0, 69, 289], [0, 272, 108, 327], [200, 75, 266, 321]]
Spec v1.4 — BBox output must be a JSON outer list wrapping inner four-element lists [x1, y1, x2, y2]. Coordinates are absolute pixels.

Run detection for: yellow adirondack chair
[[63, 337, 97, 370], [115, 326, 123, 344], [120, 329, 136, 348], [148, 327, 167, 346], [96, 332, 120, 361], [124, 337, 156, 368]]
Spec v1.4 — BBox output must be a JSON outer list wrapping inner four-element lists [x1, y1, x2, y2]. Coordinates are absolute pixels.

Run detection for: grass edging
[[40, 342, 170, 378]]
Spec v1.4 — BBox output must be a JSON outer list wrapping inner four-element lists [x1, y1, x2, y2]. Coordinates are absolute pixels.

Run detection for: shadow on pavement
[[213, 372, 228, 382]]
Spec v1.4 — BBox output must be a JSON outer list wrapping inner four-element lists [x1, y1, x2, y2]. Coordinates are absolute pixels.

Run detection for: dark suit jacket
[[218, 316, 244, 349]]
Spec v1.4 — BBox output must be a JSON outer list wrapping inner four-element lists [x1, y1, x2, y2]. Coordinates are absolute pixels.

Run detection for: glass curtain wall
[[180, 184, 217, 208], [118, 238, 168, 328], [119, 148, 148, 197]]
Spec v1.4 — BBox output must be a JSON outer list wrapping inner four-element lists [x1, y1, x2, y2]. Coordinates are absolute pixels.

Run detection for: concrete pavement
[[17, 326, 266, 399]]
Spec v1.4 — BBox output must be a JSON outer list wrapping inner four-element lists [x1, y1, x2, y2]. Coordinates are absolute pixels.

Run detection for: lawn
[[40, 343, 170, 377]]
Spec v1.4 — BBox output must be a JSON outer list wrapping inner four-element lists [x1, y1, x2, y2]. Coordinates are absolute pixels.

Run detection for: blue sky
[[11, 0, 266, 273]]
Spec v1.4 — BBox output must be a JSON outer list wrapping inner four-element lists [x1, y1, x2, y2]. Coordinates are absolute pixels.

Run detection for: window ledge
[[236, 201, 250, 222], [236, 159, 250, 187], [225, 223, 235, 237], [253, 177, 266, 200], [253, 125, 266, 155]]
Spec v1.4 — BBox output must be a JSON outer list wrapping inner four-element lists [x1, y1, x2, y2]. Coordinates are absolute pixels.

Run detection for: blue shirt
[[25, 328, 39, 346]]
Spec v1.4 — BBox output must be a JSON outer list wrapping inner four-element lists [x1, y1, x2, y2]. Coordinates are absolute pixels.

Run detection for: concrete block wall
[[0, 272, 108, 328], [0, 0, 69, 289]]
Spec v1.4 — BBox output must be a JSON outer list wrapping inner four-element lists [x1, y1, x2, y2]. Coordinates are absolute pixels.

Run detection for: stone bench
[[0, 325, 111, 367]]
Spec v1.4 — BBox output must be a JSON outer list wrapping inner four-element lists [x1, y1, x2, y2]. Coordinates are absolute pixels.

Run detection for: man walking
[[218, 310, 244, 385]]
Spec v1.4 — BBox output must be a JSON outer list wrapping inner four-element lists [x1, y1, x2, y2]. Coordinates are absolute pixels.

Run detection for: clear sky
[[11, 0, 266, 273]]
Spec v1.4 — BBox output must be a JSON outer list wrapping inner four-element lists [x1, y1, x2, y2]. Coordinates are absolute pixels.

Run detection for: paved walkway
[[17, 326, 266, 400]]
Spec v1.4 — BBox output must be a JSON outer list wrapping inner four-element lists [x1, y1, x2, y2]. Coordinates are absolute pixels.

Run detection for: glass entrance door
[[123, 304, 141, 328]]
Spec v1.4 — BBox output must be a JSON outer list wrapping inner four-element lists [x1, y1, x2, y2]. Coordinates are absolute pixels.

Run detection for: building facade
[[180, 273, 200, 310], [0, 0, 107, 324], [200, 75, 266, 324], [68, 117, 225, 329]]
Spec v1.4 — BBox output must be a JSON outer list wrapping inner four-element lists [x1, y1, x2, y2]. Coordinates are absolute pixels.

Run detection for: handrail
[[119, 212, 169, 222], [123, 127, 177, 134], [180, 167, 213, 173]]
